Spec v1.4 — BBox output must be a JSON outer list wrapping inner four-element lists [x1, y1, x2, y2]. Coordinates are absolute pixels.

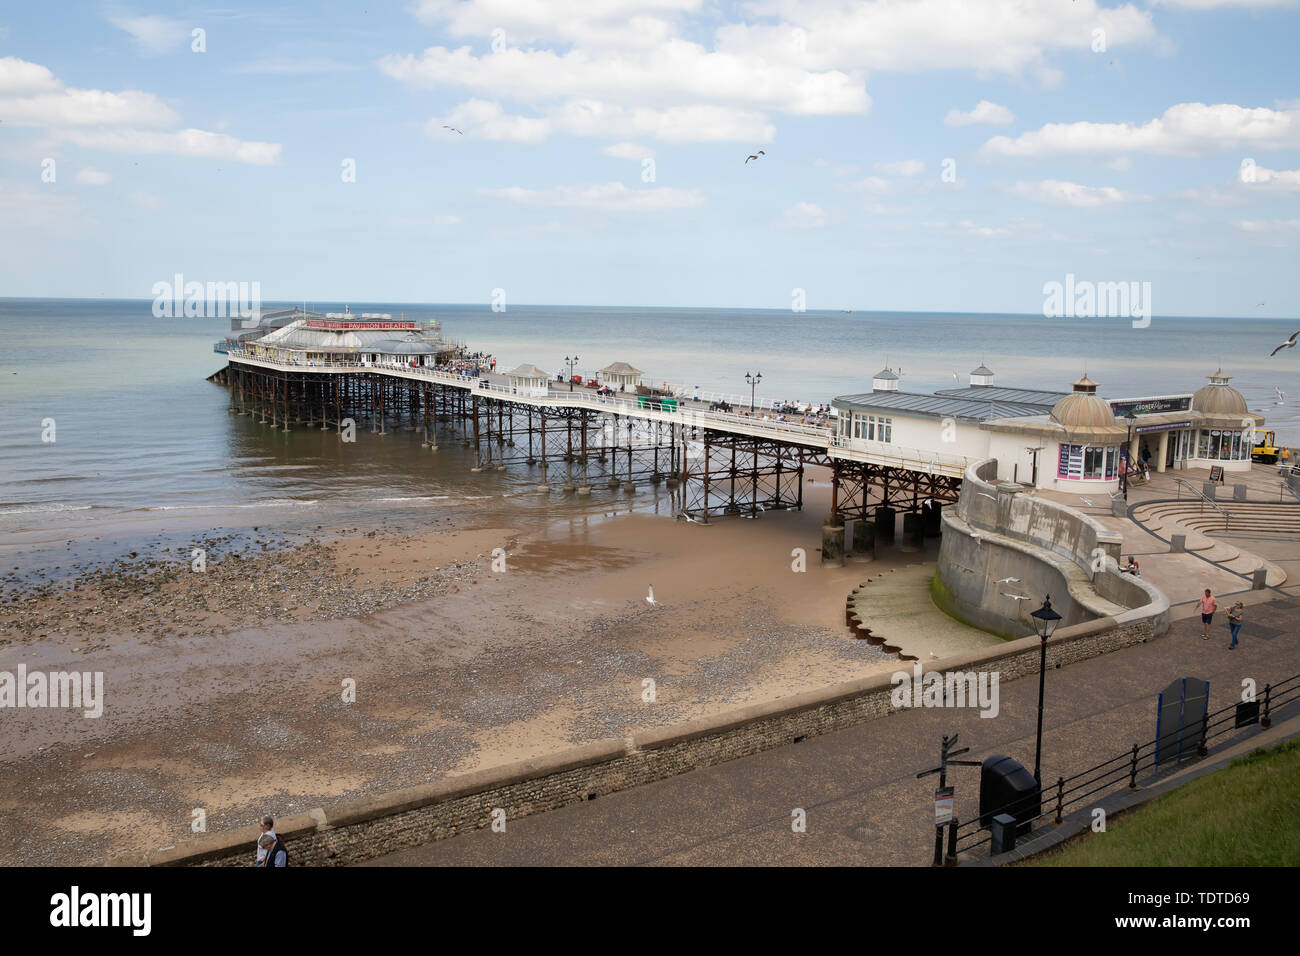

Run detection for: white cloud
[[1106, 156, 1132, 171], [432, 99, 549, 143], [778, 201, 825, 228], [128, 191, 163, 210], [715, 0, 1158, 75], [64, 128, 281, 165], [1241, 165, 1300, 191], [1154, 0, 1296, 7], [1006, 179, 1150, 207], [74, 167, 112, 185], [944, 100, 1014, 127], [981, 102, 1300, 158], [603, 141, 654, 159], [483, 181, 704, 211], [0, 57, 282, 165], [873, 158, 925, 176], [380, 44, 866, 117], [958, 219, 1012, 238], [1237, 219, 1300, 232], [107, 13, 191, 56], [0, 57, 62, 95], [433, 98, 772, 144], [1175, 185, 1241, 205]]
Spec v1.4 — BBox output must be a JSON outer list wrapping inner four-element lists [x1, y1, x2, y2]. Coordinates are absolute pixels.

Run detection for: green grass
[[1030, 739, 1300, 866]]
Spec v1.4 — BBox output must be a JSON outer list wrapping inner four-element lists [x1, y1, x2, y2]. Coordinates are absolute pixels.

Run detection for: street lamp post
[[745, 371, 762, 413], [564, 355, 579, 392], [1122, 410, 1137, 500], [1029, 596, 1062, 784]]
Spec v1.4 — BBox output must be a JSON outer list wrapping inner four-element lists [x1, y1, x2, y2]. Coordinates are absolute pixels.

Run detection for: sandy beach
[[0, 473, 978, 866]]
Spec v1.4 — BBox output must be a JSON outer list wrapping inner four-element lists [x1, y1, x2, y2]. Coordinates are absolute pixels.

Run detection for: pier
[[214, 344, 970, 538]]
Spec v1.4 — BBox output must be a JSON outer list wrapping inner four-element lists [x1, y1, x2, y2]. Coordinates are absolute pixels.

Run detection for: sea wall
[[935, 459, 1169, 638], [140, 611, 1162, 869]]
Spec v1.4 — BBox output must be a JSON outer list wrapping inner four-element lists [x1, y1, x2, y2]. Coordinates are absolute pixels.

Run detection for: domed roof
[[1050, 376, 1117, 428], [1192, 369, 1248, 416]]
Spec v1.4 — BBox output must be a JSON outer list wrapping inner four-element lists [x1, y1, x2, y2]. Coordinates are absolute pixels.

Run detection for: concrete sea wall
[[935, 459, 1169, 638], [143, 615, 1161, 868]]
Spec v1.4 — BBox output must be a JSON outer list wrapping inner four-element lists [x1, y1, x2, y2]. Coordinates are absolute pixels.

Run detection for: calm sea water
[[1, 298, 1296, 573]]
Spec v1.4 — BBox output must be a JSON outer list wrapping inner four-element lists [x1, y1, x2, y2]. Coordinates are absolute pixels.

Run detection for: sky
[[0, 0, 1298, 316]]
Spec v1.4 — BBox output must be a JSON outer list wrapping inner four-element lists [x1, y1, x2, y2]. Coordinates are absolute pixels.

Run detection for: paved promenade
[[370, 592, 1298, 867]]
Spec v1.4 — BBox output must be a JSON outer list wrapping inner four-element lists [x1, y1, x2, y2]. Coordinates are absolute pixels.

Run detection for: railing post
[[1197, 708, 1209, 757], [1128, 744, 1140, 788], [945, 818, 958, 866], [932, 825, 943, 867], [1053, 776, 1065, 825], [1261, 683, 1272, 729]]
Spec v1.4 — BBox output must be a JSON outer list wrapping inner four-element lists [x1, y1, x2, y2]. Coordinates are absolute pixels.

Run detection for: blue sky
[[1, 0, 1298, 316]]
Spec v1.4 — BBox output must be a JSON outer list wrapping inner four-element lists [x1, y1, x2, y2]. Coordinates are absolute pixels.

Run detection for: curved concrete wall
[[936, 459, 1169, 638]]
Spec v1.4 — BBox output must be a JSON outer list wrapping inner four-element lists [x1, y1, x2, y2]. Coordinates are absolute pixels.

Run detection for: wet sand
[[0, 477, 965, 865]]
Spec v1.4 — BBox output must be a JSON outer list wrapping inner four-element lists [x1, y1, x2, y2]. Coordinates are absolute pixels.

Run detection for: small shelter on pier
[[600, 362, 644, 391], [506, 363, 550, 397]]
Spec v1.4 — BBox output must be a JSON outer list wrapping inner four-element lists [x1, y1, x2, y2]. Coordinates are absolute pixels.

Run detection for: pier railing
[[224, 349, 972, 477], [226, 349, 835, 444]]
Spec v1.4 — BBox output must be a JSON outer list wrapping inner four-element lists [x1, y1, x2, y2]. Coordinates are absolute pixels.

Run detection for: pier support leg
[[851, 520, 876, 561], [821, 519, 845, 568], [901, 512, 924, 553], [875, 505, 897, 545]]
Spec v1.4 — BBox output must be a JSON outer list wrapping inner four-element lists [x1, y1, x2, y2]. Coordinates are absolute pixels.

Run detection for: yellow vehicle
[[1251, 429, 1281, 463]]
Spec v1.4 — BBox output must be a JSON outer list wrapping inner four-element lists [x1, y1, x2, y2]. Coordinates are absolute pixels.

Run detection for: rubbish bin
[[979, 754, 1040, 836]]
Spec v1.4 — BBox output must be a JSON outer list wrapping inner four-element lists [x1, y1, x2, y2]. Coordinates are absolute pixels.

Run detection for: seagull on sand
[[1270, 331, 1299, 357], [745, 149, 765, 164], [646, 585, 660, 606], [995, 576, 1020, 584]]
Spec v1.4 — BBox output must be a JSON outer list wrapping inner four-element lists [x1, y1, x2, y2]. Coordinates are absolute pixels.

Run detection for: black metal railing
[[938, 672, 1298, 861]]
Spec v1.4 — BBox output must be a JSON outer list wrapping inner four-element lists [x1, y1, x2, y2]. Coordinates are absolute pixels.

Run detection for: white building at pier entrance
[[833, 366, 1264, 495]]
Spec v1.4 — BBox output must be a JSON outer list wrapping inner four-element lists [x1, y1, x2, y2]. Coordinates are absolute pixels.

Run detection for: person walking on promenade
[[1228, 601, 1244, 649], [255, 815, 277, 866], [1199, 589, 1217, 640]]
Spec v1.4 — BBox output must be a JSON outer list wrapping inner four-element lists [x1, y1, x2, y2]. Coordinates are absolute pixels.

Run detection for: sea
[[1, 299, 1296, 579]]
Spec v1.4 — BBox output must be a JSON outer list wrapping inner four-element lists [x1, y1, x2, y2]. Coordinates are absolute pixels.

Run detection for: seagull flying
[[969, 531, 982, 542], [1275, 386, 1287, 404], [744, 150, 766, 164], [646, 585, 659, 606], [995, 576, 1021, 584], [1270, 331, 1299, 357], [977, 493, 997, 500], [1002, 592, 1032, 602], [442, 125, 464, 135], [1080, 496, 1093, 506]]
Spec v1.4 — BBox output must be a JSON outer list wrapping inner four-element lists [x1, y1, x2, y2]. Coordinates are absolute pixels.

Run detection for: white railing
[[225, 349, 967, 474], [227, 349, 835, 446]]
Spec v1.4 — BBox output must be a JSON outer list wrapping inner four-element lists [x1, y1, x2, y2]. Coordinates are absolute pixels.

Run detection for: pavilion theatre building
[[833, 367, 1264, 496]]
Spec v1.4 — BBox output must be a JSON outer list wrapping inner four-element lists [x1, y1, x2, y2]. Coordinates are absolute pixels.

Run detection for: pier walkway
[[225, 349, 972, 480]]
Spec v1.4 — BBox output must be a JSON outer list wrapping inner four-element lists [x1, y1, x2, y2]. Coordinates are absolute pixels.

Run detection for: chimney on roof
[[970, 364, 995, 387]]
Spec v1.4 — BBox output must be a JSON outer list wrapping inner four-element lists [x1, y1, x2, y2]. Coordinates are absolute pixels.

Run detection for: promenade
[[370, 595, 1299, 866]]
